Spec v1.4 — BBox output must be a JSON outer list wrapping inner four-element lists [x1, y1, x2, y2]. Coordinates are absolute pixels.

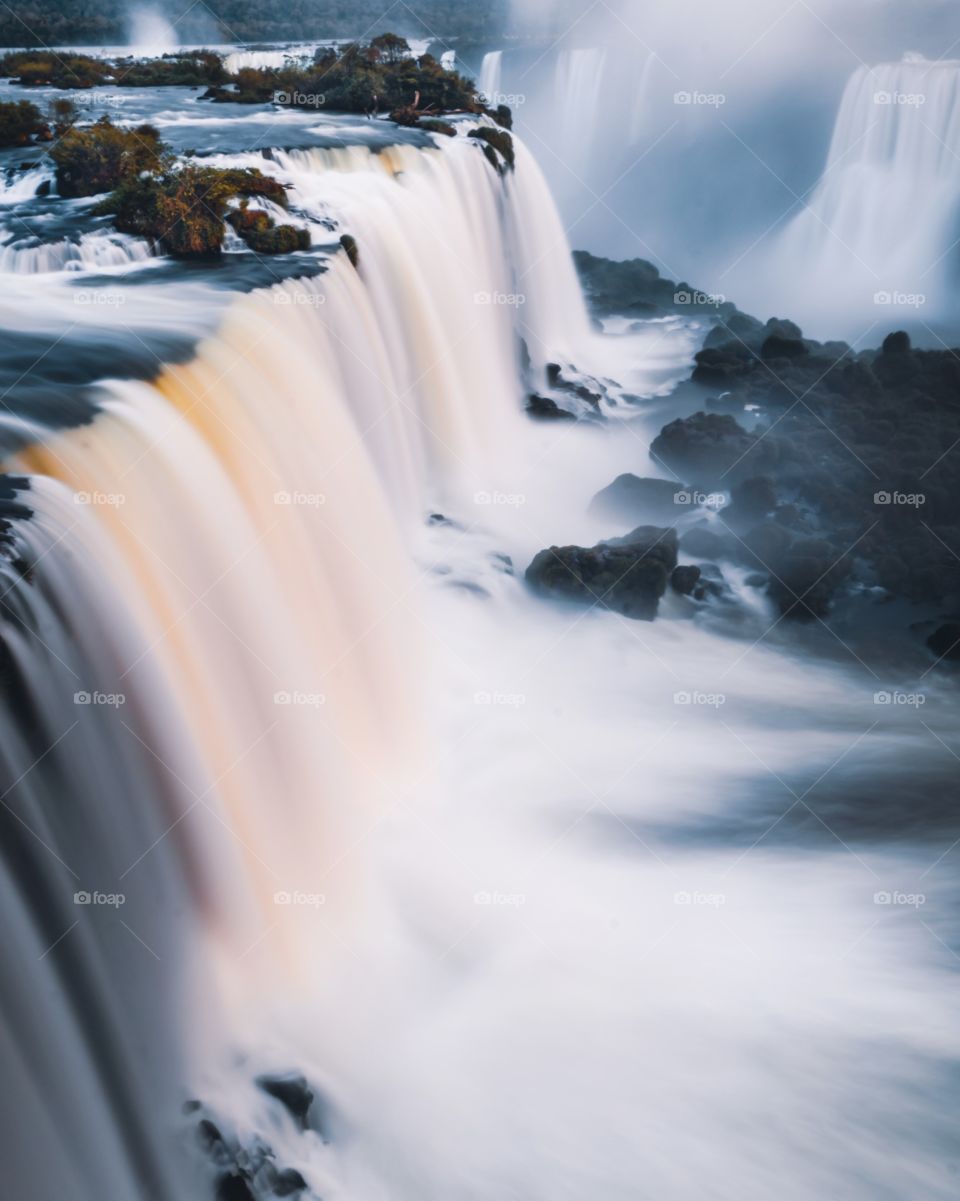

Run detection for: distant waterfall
[[774, 57, 960, 324], [554, 49, 607, 170], [126, 6, 178, 52], [479, 50, 503, 104]]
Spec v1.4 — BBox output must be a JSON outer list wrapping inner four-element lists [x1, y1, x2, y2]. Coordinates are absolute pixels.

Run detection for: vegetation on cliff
[[0, 99, 48, 146], [49, 116, 164, 197]]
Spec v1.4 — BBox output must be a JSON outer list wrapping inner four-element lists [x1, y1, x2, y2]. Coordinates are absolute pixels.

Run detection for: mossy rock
[[469, 126, 515, 171], [419, 118, 457, 137], [50, 117, 164, 198], [240, 223, 311, 254]]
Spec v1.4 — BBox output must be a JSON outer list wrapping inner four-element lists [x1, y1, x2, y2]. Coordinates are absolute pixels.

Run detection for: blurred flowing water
[[0, 67, 956, 1201]]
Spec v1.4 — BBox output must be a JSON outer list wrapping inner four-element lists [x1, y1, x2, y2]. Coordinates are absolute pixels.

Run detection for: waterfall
[[774, 57, 960, 324], [0, 232, 154, 275], [0, 480, 216, 1201], [554, 48, 607, 171], [479, 50, 503, 104], [126, 6, 179, 52], [0, 166, 53, 204], [222, 49, 305, 74]]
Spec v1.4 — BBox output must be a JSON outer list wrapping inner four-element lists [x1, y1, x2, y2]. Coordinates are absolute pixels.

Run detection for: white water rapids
[[0, 115, 957, 1201]]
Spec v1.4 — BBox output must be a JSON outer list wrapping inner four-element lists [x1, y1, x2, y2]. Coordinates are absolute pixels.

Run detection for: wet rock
[[691, 346, 754, 387], [763, 535, 852, 620], [680, 525, 738, 561], [693, 563, 728, 601], [761, 334, 808, 360], [722, 476, 777, 531], [274, 1168, 309, 1197], [590, 474, 688, 527], [881, 330, 911, 355], [670, 564, 701, 595], [216, 1173, 256, 1201], [255, 1073, 313, 1129], [526, 393, 576, 421], [339, 233, 359, 268], [927, 623, 960, 662], [526, 526, 678, 621], [651, 412, 778, 488]]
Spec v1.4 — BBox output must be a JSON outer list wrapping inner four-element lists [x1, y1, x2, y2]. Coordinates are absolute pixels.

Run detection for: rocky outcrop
[[651, 412, 779, 488], [526, 526, 680, 620], [590, 474, 690, 526]]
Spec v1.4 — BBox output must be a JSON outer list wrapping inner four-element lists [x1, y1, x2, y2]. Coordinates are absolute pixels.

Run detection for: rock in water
[[670, 564, 701, 595], [526, 526, 679, 620], [255, 1073, 313, 1128], [590, 474, 689, 526], [651, 412, 778, 488]]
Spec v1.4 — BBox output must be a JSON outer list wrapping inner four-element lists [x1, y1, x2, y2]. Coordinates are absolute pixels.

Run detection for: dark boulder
[[882, 330, 911, 355], [590, 474, 688, 526], [526, 526, 678, 621], [670, 564, 701, 595], [651, 412, 778, 488], [255, 1073, 313, 1129], [763, 534, 852, 619], [927, 623, 960, 662], [274, 1168, 309, 1196], [526, 393, 576, 421], [722, 476, 777, 530], [216, 1174, 256, 1201], [691, 346, 754, 387], [680, 524, 738, 561], [761, 334, 808, 360]]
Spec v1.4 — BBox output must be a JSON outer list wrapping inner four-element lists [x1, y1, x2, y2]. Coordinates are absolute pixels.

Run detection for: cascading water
[[478, 50, 502, 104], [2, 70, 959, 1201], [554, 48, 607, 173], [0, 232, 153, 274], [770, 56, 960, 331]]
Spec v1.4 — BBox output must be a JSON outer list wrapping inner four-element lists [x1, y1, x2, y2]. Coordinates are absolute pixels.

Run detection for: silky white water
[[0, 103, 956, 1201], [769, 57, 960, 333]]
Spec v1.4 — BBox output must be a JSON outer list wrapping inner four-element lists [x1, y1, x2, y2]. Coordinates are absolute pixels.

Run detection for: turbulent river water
[[1, 72, 958, 1201]]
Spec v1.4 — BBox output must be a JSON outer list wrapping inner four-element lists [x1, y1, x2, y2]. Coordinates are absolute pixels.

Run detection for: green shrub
[[99, 164, 294, 258], [469, 126, 515, 171], [50, 117, 165, 197], [0, 100, 47, 147]]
